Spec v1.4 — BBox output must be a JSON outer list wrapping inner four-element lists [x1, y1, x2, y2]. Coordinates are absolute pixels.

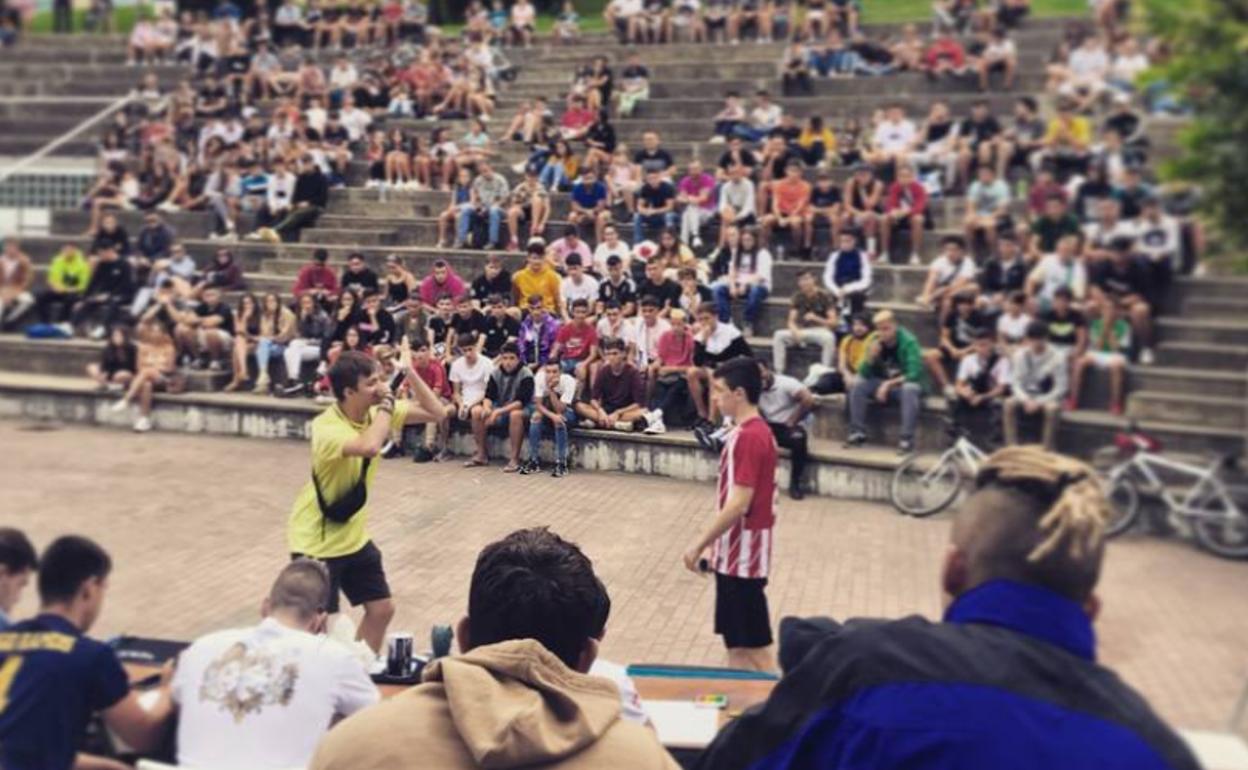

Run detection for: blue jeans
[[255, 338, 286, 376], [457, 205, 504, 246], [731, 125, 771, 143], [632, 211, 678, 243], [529, 406, 576, 463], [714, 283, 769, 325], [539, 161, 567, 191]]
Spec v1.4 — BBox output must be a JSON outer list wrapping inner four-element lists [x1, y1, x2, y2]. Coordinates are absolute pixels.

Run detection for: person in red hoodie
[[418, 260, 466, 312], [292, 248, 340, 309], [882, 164, 929, 265], [923, 34, 968, 80]]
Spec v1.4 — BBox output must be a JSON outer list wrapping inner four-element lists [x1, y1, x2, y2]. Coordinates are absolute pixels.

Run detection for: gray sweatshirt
[[1011, 345, 1068, 403]]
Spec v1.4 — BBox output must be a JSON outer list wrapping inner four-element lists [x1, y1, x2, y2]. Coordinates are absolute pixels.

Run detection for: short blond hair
[[872, 309, 895, 326], [670, 309, 687, 323]]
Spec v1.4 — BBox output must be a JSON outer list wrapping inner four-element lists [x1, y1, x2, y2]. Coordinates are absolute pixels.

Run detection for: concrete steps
[[1128, 391, 1246, 431]]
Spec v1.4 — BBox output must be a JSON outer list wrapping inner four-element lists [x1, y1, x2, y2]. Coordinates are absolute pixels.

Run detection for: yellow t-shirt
[[287, 400, 410, 559], [512, 266, 561, 310]]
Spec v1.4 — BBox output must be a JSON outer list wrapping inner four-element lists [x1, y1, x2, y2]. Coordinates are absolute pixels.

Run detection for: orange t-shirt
[[773, 178, 812, 216]]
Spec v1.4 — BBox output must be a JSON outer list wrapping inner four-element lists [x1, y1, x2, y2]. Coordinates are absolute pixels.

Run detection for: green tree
[[1141, 0, 1248, 253]]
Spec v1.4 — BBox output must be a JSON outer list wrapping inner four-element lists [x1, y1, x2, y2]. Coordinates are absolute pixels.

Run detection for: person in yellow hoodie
[[35, 243, 91, 326], [310, 527, 681, 770]]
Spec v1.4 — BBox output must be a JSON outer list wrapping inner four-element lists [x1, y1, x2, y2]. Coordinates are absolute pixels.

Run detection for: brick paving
[[2, 419, 1246, 730]]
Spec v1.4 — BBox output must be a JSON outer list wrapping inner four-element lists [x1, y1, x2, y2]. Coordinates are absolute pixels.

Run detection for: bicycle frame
[[1118, 452, 1244, 523], [921, 437, 987, 483]]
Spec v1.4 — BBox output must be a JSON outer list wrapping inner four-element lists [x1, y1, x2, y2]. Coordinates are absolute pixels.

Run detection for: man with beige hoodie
[[310, 528, 681, 770]]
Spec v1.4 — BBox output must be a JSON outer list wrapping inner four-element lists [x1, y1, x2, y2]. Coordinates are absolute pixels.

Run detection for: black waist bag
[[313, 456, 372, 525]]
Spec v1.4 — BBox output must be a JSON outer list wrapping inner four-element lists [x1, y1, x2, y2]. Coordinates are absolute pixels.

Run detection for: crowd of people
[[0, 0, 1197, 463]]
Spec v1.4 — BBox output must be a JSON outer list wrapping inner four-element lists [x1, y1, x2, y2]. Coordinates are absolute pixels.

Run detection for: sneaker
[[411, 445, 435, 463], [612, 420, 635, 432], [643, 417, 666, 434], [789, 486, 806, 501], [550, 462, 568, 478], [208, 360, 223, 372], [108, 399, 130, 413], [89, 325, 107, 340], [898, 439, 915, 455], [133, 416, 152, 433], [1139, 348, 1155, 365], [843, 432, 866, 448], [692, 236, 704, 250], [943, 384, 957, 401], [190, 357, 207, 371], [105, 382, 124, 394], [708, 135, 726, 144], [434, 449, 453, 463], [519, 458, 541, 475], [909, 253, 921, 265], [280, 381, 306, 397]]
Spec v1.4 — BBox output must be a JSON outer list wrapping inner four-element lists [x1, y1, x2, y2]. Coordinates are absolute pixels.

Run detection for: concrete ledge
[[0, 371, 903, 501]]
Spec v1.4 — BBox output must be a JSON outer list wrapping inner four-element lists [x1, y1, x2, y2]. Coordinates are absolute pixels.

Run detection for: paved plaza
[[2, 419, 1246, 731]]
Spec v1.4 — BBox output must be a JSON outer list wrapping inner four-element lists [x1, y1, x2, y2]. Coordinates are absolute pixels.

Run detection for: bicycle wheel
[[890, 454, 963, 517], [1102, 473, 1141, 538], [1191, 499, 1248, 560]]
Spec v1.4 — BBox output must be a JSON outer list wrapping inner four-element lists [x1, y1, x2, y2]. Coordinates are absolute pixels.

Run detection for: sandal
[[463, 457, 488, 468], [502, 463, 522, 473]]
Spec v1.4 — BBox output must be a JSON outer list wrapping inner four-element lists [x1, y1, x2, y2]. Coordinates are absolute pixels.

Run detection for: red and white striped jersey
[[711, 415, 779, 579]]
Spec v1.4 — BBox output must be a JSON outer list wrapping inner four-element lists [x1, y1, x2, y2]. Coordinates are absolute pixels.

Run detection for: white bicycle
[[890, 435, 988, 517], [1097, 428, 1248, 560]]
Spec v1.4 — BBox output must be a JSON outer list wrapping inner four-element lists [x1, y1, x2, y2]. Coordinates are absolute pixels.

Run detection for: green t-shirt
[[287, 400, 409, 558], [1088, 317, 1131, 354]]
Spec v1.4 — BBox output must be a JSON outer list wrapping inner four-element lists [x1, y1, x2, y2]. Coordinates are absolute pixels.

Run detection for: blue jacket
[[697, 580, 1197, 770]]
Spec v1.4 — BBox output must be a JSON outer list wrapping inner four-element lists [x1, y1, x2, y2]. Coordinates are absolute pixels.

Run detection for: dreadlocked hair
[[974, 445, 1111, 564]]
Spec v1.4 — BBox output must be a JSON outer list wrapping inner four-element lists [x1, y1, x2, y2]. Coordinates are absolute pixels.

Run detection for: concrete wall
[[0, 387, 897, 502]]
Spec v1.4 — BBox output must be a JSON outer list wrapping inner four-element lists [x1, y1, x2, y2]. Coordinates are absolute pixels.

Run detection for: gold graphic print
[[198, 642, 299, 722]]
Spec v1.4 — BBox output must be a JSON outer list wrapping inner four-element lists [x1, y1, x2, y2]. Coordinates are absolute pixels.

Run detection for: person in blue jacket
[[697, 445, 1199, 770]]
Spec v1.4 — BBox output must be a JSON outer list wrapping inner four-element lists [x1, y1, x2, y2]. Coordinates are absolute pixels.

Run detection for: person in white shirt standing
[[171, 560, 379, 769]]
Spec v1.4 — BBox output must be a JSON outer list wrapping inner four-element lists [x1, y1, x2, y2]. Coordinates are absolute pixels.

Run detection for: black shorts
[[292, 539, 391, 613], [714, 572, 773, 649]]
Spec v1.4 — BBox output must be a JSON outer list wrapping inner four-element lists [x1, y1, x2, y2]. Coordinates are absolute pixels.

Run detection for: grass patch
[[25, 0, 1087, 37]]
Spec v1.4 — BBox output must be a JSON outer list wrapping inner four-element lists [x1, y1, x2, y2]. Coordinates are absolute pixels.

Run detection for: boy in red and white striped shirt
[[683, 357, 778, 672]]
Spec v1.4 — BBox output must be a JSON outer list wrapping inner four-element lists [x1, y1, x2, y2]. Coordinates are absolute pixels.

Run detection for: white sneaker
[[158, 201, 180, 213], [692, 236, 704, 249], [108, 399, 130, 413], [133, 416, 152, 433], [89, 325, 107, 340], [1139, 348, 1155, 365], [708, 135, 726, 144], [943, 384, 957, 401], [643, 417, 666, 434], [909, 253, 921, 265]]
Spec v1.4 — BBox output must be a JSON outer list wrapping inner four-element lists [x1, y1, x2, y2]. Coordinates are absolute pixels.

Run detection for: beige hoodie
[[310, 639, 680, 770]]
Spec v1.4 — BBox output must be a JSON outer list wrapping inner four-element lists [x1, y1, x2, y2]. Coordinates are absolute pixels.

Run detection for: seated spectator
[[699, 446, 1197, 770], [1089, 237, 1154, 364], [471, 255, 514, 309], [420, 259, 467, 313], [576, 337, 649, 432], [34, 243, 90, 327], [1039, 100, 1092, 181], [598, 254, 638, 316], [513, 245, 563, 313], [87, 325, 138, 394], [293, 248, 340, 308], [1027, 233, 1088, 311], [176, 286, 235, 371], [964, 164, 1012, 254], [923, 32, 970, 80], [841, 162, 885, 256], [0, 535, 174, 768], [568, 169, 612, 245], [550, 227, 593, 274], [691, 302, 752, 428], [761, 162, 812, 255], [881, 163, 929, 264], [734, 90, 782, 143], [951, 328, 1011, 441], [677, 160, 718, 250], [427, 296, 457, 362], [280, 294, 334, 397], [310, 527, 680, 770], [628, 294, 671, 376], [341, 253, 380, 298], [917, 236, 978, 316], [524, 359, 578, 477], [709, 92, 748, 142], [633, 169, 678, 244], [558, 94, 596, 142], [773, 270, 837, 375], [594, 226, 634, 278], [957, 99, 1005, 192], [71, 246, 135, 339], [469, 342, 534, 473], [552, 298, 599, 384], [812, 311, 872, 394], [925, 292, 990, 401], [0, 239, 34, 329], [996, 290, 1033, 350], [437, 167, 474, 248], [195, 247, 245, 300], [170, 560, 378, 768], [806, 169, 843, 249], [616, 52, 651, 117], [1068, 296, 1129, 415], [1005, 320, 1067, 449], [714, 229, 772, 338], [977, 27, 1018, 91], [717, 163, 759, 247], [823, 231, 872, 320], [225, 293, 261, 392], [449, 331, 494, 450], [644, 308, 697, 433], [404, 339, 456, 462], [507, 167, 551, 250], [1002, 96, 1048, 179], [979, 234, 1029, 313], [845, 309, 924, 454], [1134, 196, 1181, 304], [517, 294, 561, 369], [1038, 285, 1089, 361], [868, 105, 918, 170], [759, 361, 817, 500], [635, 251, 682, 314], [459, 161, 510, 250], [781, 41, 814, 95], [0, 527, 35, 631]]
